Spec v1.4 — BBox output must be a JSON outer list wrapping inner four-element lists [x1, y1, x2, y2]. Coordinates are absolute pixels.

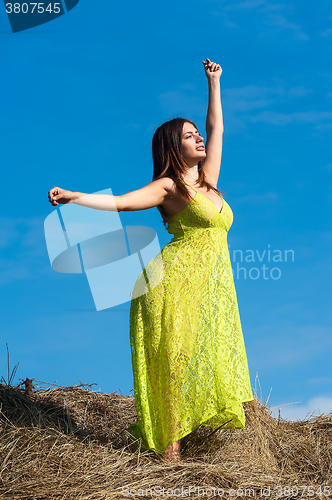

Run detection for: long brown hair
[[152, 117, 225, 229]]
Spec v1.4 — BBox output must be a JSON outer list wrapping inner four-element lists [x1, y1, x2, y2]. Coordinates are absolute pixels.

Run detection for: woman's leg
[[165, 439, 181, 461]]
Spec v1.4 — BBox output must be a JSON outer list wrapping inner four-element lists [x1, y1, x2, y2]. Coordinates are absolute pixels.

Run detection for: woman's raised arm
[[200, 58, 224, 187], [48, 178, 172, 212]]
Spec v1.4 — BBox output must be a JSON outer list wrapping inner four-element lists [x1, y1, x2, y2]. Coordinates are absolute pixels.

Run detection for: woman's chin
[[183, 152, 207, 165]]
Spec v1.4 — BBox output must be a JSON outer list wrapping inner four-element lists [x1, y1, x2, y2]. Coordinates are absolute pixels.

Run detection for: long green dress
[[127, 178, 254, 455]]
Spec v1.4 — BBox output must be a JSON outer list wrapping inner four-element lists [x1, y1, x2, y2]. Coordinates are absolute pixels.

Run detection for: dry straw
[[0, 379, 331, 500]]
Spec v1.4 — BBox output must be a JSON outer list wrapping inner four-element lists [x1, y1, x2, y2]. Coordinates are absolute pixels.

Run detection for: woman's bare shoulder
[[160, 177, 178, 195], [151, 177, 178, 198]]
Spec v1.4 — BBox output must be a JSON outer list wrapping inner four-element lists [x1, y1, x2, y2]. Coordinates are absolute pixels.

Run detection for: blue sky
[[0, 0, 331, 422]]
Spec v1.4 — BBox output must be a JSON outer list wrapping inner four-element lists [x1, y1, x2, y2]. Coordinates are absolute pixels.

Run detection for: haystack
[[0, 381, 331, 499]]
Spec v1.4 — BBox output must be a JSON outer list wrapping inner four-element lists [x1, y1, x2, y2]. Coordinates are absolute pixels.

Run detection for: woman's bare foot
[[164, 440, 181, 462]]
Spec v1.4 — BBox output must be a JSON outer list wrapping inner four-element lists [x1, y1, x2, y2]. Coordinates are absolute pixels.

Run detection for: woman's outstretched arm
[[201, 58, 224, 187], [48, 178, 172, 212]]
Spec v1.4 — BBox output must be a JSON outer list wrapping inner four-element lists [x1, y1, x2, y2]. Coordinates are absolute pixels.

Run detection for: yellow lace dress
[[127, 178, 254, 455]]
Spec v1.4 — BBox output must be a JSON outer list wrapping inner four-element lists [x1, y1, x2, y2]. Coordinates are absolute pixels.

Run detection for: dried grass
[[0, 381, 331, 499]]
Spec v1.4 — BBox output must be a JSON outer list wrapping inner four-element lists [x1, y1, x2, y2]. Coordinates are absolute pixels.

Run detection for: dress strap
[[183, 178, 221, 198], [181, 178, 198, 192]]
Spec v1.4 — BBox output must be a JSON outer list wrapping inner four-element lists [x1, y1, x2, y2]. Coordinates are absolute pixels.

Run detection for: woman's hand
[[48, 187, 74, 206], [202, 58, 222, 80]]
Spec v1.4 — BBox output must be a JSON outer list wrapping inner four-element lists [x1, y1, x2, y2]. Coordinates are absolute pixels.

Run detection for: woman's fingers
[[48, 187, 62, 205], [50, 189, 72, 206], [49, 187, 59, 198], [203, 59, 222, 77], [203, 58, 218, 71], [53, 192, 65, 201]]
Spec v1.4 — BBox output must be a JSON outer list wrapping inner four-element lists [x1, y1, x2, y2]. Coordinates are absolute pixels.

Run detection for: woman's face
[[181, 122, 206, 165]]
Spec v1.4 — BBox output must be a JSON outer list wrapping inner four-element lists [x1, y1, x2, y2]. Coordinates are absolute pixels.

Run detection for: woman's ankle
[[165, 440, 181, 461]]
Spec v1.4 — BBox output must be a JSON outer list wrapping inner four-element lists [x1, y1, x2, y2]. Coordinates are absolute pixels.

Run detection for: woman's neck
[[183, 166, 199, 185]]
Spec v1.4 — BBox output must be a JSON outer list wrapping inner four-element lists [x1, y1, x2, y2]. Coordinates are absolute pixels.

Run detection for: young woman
[[48, 58, 254, 462]]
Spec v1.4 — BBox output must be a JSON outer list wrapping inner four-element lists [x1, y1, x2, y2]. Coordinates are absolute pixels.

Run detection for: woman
[[48, 58, 255, 462]]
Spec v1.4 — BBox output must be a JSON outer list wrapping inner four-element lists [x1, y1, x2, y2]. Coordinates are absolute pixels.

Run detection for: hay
[[0, 381, 331, 499]]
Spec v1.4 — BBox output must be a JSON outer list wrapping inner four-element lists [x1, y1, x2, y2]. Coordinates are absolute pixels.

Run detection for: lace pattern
[[128, 180, 254, 454]]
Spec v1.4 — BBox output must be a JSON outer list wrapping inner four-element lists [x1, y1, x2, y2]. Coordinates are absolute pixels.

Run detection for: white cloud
[[178, 83, 198, 91], [308, 377, 332, 385], [249, 323, 332, 368], [0, 216, 22, 249], [224, 84, 284, 102], [288, 86, 314, 97], [235, 191, 279, 204], [158, 90, 206, 118], [248, 110, 332, 129], [207, 1, 308, 40], [261, 3, 288, 12], [158, 82, 323, 133], [262, 12, 309, 41], [270, 396, 332, 421], [224, 0, 266, 11], [0, 215, 50, 286], [320, 28, 332, 37], [219, 83, 319, 132]]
